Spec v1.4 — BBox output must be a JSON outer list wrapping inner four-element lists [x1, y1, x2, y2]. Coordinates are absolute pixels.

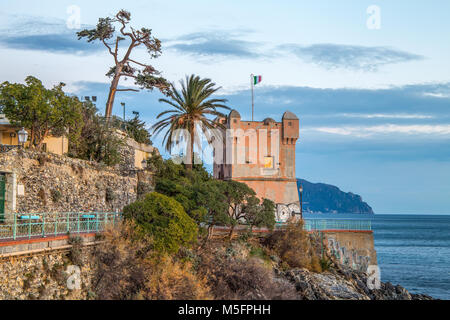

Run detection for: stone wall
[[324, 231, 378, 272], [0, 244, 93, 300], [0, 149, 154, 218]]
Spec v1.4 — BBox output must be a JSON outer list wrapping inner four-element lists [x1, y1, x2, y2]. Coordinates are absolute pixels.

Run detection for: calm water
[[303, 213, 450, 300]]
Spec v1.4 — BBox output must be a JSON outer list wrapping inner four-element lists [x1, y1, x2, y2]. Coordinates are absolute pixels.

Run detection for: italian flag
[[253, 75, 262, 85]]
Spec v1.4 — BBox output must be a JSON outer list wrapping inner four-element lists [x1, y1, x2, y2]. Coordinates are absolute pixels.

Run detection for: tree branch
[[102, 39, 115, 57], [120, 73, 137, 79], [117, 14, 134, 40], [128, 59, 148, 68], [116, 88, 139, 92]]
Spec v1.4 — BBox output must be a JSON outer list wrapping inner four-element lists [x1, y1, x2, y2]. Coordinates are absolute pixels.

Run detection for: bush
[[105, 187, 116, 203], [145, 255, 211, 300], [92, 222, 210, 300], [137, 181, 153, 199], [68, 236, 83, 266], [92, 222, 155, 300], [265, 219, 322, 272], [51, 189, 63, 203], [123, 192, 198, 253], [197, 247, 298, 300]]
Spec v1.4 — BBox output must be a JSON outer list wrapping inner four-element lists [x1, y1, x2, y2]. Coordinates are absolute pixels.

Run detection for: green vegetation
[[124, 115, 152, 145], [153, 75, 229, 170], [146, 153, 276, 240], [0, 76, 83, 150], [68, 102, 124, 166], [123, 192, 198, 254], [50, 189, 63, 203]]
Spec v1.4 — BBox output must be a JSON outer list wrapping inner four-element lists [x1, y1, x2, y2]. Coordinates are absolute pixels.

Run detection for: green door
[[0, 174, 5, 222]]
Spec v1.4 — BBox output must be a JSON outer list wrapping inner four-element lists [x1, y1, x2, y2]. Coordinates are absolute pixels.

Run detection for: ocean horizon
[[304, 213, 450, 300]]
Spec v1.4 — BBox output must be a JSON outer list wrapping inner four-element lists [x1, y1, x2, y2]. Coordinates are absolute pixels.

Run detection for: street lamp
[[121, 103, 126, 122], [299, 185, 304, 220], [17, 128, 28, 148]]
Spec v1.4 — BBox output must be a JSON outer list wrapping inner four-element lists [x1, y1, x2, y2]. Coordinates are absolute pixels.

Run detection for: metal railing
[[303, 218, 372, 231], [274, 218, 372, 231], [0, 212, 122, 241]]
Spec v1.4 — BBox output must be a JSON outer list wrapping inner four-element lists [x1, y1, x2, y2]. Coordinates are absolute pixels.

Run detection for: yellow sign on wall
[[264, 156, 274, 169]]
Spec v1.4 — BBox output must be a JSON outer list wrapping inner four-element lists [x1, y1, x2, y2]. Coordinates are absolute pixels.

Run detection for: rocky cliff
[[276, 264, 433, 300], [297, 179, 374, 214]]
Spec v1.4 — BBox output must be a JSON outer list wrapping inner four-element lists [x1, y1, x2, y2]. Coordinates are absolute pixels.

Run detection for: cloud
[[0, 14, 103, 54], [339, 113, 434, 120], [309, 124, 450, 137], [278, 43, 424, 71], [0, 34, 103, 54], [166, 31, 263, 58]]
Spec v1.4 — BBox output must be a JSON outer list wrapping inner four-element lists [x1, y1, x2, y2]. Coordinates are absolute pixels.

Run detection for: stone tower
[[213, 110, 300, 221]]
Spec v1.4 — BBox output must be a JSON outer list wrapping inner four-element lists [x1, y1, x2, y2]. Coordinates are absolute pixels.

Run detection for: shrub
[[51, 189, 62, 203], [105, 187, 116, 203], [145, 255, 211, 300], [197, 247, 298, 300], [137, 181, 153, 199], [68, 236, 83, 266], [265, 219, 322, 272], [92, 222, 210, 300], [92, 222, 154, 300], [123, 192, 198, 253]]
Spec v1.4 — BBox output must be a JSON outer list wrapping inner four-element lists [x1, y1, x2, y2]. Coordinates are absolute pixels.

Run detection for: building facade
[[0, 114, 68, 156], [213, 110, 300, 222]]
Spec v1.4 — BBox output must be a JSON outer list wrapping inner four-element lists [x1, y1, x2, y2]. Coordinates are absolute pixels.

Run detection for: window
[[264, 156, 274, 169]]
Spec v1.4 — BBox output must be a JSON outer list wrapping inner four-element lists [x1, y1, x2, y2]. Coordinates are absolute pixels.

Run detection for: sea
[[303, 213, 450, 300]]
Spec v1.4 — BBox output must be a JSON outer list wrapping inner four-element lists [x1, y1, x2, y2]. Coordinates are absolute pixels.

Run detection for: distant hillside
[[297, 179, 374, 214]]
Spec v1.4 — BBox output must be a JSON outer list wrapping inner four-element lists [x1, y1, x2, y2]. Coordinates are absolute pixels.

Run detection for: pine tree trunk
[[105, 68, 122, 119]]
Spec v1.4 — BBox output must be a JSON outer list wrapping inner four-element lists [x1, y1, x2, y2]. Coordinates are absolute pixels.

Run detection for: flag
[[253, 75, 262, 85]]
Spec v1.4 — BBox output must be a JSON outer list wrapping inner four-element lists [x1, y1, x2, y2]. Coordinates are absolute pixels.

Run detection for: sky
[[0, 0, 449, 214]]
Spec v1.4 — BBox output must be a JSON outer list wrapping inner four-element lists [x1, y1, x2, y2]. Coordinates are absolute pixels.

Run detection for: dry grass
[[197, 244, 299, 300], [91, 222, 211, 300], [264, 219, 323, 272]]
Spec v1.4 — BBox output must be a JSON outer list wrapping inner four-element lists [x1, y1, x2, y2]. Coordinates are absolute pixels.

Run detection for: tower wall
[[214, 111, 300, 219]]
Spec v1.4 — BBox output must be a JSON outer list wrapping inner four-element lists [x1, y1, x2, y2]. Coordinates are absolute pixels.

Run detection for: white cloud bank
[[309, 124, 450, 137]]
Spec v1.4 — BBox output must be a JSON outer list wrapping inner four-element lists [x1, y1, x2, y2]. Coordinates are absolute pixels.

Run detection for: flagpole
[[251, 74, 254, 121]]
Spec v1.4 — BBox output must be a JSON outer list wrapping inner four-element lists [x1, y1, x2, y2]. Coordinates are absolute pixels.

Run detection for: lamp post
[[17, 128, 28, 148], [121, 103, 126, 122], [299, 185, 303, 220]]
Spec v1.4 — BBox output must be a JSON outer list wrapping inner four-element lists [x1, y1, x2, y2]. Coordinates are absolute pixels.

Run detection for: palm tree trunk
[[186, 123, 195, 170]]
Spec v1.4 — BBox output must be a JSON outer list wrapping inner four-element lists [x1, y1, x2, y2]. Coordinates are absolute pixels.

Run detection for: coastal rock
[[276, 265, 435, 300]]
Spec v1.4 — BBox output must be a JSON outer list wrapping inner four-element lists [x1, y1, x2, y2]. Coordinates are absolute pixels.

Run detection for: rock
[[276, 264, 435, 301]]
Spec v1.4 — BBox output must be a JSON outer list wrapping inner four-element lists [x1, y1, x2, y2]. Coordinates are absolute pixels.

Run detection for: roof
[[282, 111, 298, 120], [229, 110, 241, 118], [263, 118, 276, 124]]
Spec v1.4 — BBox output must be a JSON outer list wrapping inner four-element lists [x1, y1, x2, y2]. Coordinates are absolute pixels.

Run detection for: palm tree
[[153, 75, 230, 169]]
